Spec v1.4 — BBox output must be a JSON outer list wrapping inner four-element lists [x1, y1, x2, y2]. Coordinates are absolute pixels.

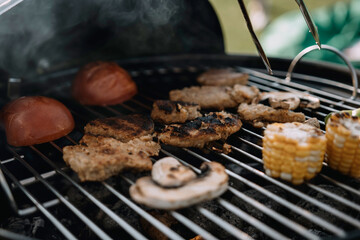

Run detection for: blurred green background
[[209, 0, 345, 54]]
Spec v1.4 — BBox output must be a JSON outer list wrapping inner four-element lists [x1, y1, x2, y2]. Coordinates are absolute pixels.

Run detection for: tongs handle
[[237, 0, 273, 75], [295, 0, 321, 48]]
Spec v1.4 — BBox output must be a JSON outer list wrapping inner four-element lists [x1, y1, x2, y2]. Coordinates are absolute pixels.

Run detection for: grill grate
[[1, 57, 360, 240]]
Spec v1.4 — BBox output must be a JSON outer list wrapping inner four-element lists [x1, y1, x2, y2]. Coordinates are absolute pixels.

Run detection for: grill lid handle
[[285, 44, 359, 100]]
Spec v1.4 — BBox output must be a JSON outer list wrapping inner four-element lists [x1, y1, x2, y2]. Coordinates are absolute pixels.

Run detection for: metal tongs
[[237, 0, 321, 75]]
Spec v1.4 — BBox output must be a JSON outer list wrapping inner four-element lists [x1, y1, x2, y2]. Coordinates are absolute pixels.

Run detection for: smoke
[[0, 0, 185, 79]]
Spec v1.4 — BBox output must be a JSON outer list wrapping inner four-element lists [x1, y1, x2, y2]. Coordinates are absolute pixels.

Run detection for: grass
[[209, 0, 344, 54]]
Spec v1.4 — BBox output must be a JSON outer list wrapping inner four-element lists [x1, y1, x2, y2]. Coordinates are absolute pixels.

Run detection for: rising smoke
[[0, 0, 222, 80]]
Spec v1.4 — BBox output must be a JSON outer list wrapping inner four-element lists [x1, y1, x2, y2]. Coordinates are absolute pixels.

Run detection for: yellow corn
[[263, 122, 326, 185], [325, 112, 360, 178]]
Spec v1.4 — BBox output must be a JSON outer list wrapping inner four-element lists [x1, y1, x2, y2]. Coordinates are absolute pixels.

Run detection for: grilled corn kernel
[[263, 122, 326, 185], [325, 112, 360, 178]]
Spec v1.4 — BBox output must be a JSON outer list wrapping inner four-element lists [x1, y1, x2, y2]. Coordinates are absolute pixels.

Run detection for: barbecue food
[[263, 122, 326, 185], [63, 134, 159, 181], [151, 157, 196, 187], [157, 111, 242, 148], [84, 114, 154, 142], [304, 118, 320, 128], [151, 100, 202, 124], [72, 61, 137, 106], [169, 85, 259, 110], [64, 114, 160, 181], [1, 96, 74, 146], [197, 68, 248, 86], [256, 91, 320, 110], [325, 112, 360, 178], [237, 103, 305, 128], [130, 158, 228, 210]]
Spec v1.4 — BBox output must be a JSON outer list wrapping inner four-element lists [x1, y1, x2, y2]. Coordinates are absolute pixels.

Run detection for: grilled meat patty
[[63, 134, 159, 181], [151, 100, 202, 124], [237, 103, 305, 128], [84, 114, 154, 142], [197, 68, 248, 86], [157, 111, 242, 148], [169, 84, 259, 110]]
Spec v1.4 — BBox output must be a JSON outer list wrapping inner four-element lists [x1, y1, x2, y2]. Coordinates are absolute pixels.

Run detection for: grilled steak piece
[[169, 85, 259, 110], [151, 100, 202, 124], [157, 111, 242, 148], [197, 68, 248, 86], [237, 103, 305, 128], [84, 114, 154, 142], [63, 134, 159, 181]]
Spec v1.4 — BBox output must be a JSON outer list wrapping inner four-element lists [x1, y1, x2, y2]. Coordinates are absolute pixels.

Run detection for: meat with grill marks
[[237, 103, 305, 128], [63, 134, 159, 181], [169, 84, 259, 110], [197, 68, 248, 86], [151, 100, 202, 124], [157, 111, 242, 148], [63, 114, 160, 181], [84, 114, 154, 142]]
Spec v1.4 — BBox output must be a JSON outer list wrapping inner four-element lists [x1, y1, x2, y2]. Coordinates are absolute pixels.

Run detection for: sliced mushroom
[[258, 92, 300, 110], [298, 93, 320, 109], [151, 157, 196, 187], [130, 159, 228, 210], [257, 91, 320, 110]]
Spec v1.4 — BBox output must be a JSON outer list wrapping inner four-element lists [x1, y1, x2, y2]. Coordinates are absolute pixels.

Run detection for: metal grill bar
[[160, 149, 318, 240], [218, 199, 288, 240], [157, 150, 286, 240], [242, 68, 360, 107], [103, 182, 185, 240], [169, 211, 218, 240], [28, 145, 148, 240], [196, 207, 254, 240], [320, 174, 360, 197], [0, 164, 77, 240], [7, 148, 112, 240], [225, 147, 360, 229], [227, 187, 319, 240], [236, 128, 360, 213], [182, 148, 347, 237], [1, 63, 360, 240]]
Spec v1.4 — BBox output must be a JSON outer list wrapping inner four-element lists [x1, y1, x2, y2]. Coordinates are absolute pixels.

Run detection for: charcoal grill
[[1, 1, 360, 239], [1, 53, 360, 240]]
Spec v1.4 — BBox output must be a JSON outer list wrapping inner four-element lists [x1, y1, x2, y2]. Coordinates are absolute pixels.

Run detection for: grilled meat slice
[[256, 91, 320, 110], [157, 111, 242, 148], [237, 103, 305, 128], [151, 100, 202, 124], [84, 114, 154, 142], [197, 68, 248, 86], [63, 134, 160, 181], [169, 84, 259, 110], [230, 85, 260, 104]]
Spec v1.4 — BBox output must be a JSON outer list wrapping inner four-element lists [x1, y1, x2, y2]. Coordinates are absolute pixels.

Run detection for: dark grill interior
[[1, 55, 360, 240]]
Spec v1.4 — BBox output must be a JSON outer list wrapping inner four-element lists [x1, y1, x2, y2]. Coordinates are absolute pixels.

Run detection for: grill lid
[[0, 0, 224, 79]]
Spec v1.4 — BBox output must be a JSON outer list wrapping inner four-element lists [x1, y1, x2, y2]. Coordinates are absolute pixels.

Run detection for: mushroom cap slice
[[130, 161, 228, 210], [298, 93, 320, 109], [259, 92, 300, 110], [152, 157, 196, 187], [258, 92, 320, 110]]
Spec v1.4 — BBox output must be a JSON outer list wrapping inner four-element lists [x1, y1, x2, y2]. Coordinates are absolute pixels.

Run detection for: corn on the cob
[[325, 112, 360, 178], [263, 122, 326, 185]]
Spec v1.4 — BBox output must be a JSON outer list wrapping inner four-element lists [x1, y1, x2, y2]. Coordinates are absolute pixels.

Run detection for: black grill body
[[1, 54, 360, 240], [0, 1, 360, 239]]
